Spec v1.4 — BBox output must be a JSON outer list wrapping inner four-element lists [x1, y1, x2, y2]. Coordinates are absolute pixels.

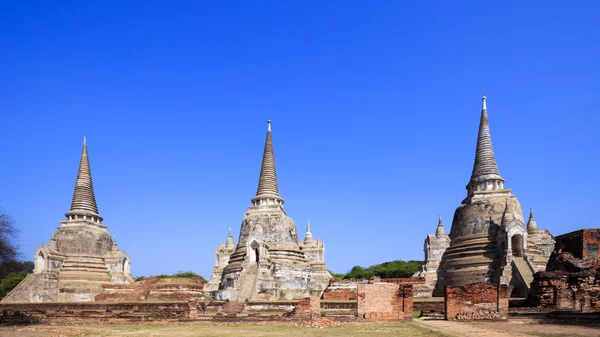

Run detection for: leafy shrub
[[136, 271, 207, 282], [336, 260, 424, 280], [0, 272, 28, 299]]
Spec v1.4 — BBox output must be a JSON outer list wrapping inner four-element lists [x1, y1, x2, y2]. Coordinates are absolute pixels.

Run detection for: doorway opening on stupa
[[511, 234, 524, 257], [35, 252, 45, 273], [250, 241, 260, 263]]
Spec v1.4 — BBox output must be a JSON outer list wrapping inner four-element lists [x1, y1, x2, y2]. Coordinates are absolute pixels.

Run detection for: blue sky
[[1, 1, 599, 278]]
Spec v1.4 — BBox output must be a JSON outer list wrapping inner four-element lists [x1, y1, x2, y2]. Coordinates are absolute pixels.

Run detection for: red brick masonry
[[444, 283, 508, 320], [357, 281, 413, 320]]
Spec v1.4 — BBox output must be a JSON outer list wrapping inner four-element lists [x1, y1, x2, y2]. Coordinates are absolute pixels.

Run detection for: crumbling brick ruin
[[2, 138, 133, 303], [286, 296, 321, 320], [445, 283, 509, 320], [322, 279, 367, 300], [528, 229, 600, 312]]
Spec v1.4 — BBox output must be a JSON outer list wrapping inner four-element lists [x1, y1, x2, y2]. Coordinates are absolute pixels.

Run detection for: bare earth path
[[417, 317, 600, 337]]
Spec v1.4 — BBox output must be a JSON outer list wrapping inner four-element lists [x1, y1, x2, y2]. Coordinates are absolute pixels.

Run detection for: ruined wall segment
[[3, 138, 133, 303], [357, 279, 413, 320], [528, 230, 600, 312]]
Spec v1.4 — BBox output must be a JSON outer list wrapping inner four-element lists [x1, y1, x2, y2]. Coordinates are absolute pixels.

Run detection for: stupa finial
[[252, 120, 284, 205], [66, 137, 102, 222], [527, 208, 539, 233], [304, 219, 314, 244], [435, 214, 446, 238], [469, 94, 503, 188]]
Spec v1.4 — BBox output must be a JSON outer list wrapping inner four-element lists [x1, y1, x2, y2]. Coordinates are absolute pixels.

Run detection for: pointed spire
[[304, 219, 314, 244], [226, 227, 235, 247], [527, 208, 539, 233], [469, 95, 503, 185], [252, 120, 284, 205], [66, 137, 102, 222], [435, 214, 447, 238]]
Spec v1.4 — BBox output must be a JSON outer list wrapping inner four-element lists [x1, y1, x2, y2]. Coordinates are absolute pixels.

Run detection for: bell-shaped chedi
[[433, 96, 554, 297], [216, 121, 331, 300], [2, 138, 133, 303]]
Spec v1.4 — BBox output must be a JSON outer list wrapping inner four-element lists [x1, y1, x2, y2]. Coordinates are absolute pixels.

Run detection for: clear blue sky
[[1, 1, 599, 278]]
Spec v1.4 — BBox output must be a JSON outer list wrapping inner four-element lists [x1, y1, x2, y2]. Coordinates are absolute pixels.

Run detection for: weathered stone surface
[[413, 216, 451, 297], [204, 230, 236, 294]]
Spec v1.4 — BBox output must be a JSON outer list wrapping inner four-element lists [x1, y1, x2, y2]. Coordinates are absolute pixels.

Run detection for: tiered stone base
[[434, 233, 499, 296], [57, 256, 112, 301]]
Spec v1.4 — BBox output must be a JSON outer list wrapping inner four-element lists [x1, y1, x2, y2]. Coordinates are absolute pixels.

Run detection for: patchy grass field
[[0, 321, 445, 337], [1, 319, 600, 337]]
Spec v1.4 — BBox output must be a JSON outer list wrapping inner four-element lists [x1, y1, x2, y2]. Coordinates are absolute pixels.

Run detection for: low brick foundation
[[0, 301, 198, 324], [444, 283, 508, 320]]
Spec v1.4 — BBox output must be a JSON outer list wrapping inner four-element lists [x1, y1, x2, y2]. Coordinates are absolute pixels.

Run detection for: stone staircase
[[512, 257, 534, 288], [2, 272, 59, 303], [57, 256, 112, 300], [237, 263, 258, 301], [58, 256, 112, 282]]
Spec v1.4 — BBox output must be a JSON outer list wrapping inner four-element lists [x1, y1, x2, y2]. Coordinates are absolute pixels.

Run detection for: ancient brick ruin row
[[1, 95, 599, 323]]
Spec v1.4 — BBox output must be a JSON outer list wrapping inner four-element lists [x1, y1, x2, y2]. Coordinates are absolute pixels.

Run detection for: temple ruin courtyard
[[0, 319, 599, 337]]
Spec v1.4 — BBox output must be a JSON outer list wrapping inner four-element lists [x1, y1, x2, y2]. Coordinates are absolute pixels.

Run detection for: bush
[[0, 272, 28, 299], [336, 260, 424, 280], [137, 271, 207, 282]]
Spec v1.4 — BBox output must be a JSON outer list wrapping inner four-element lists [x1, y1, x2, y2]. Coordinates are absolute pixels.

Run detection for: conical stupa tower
[[412, 215, 451, 297], [2, 138, 133, 303], [217, 121, 330, 300], [434, 96, 553, 297]]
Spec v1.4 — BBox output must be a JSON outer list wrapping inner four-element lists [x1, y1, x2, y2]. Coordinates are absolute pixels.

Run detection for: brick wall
[[357, 282, 413, 320], [444, 283, 508, 320], [556, 229, 600, 261]]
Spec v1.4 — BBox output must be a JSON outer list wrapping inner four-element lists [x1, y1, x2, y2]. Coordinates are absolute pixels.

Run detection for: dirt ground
[[0, 319, 598, 337], [417, 318, 600, 337]]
